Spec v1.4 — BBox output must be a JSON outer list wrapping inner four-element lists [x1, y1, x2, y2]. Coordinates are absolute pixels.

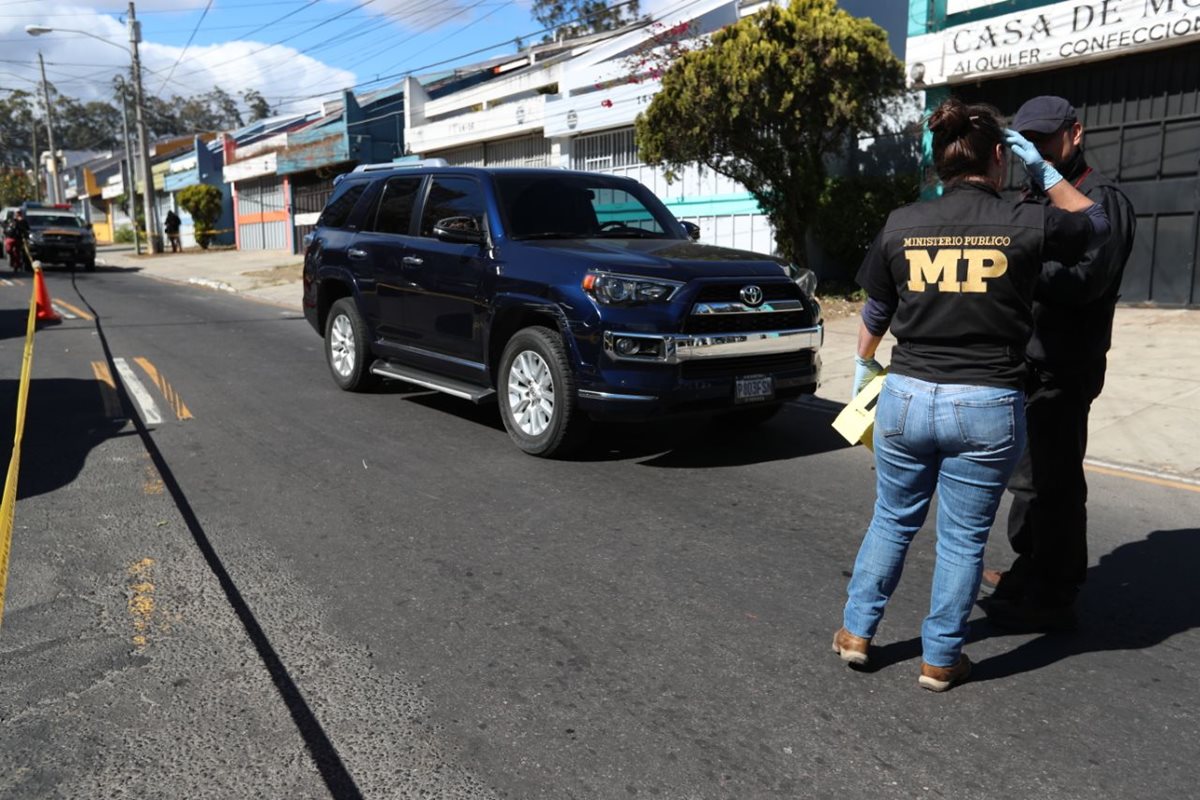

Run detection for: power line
[[156, 0, 215, 94], [165, 0, 378, 82], [270, 0, 647, 105]]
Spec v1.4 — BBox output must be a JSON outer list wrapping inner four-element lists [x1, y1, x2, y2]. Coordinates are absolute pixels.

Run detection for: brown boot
[[919, 655, 972, 692], [831, 627, 870, 666]]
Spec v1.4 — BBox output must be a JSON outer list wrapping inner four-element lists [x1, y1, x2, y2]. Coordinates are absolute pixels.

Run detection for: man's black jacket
[[1025, 151, 1136, 366]]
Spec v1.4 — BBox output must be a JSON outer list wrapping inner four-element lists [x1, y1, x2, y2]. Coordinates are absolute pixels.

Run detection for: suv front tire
[[498, 326, 588, 457]]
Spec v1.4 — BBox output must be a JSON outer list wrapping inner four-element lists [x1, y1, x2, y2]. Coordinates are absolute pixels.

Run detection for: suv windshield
[[494, 173, 681, 241], [27, 214, 82, 229]]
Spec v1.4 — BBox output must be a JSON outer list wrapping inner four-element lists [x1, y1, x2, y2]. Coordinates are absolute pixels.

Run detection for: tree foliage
[[177, 183, 222, 249], [0, 77, 257, 168], [533, 0, 640, 40], [0, 91, 37, 168], [0, 168, 34, 207], [243, 89, 272, 123], [635, 0, 905, 266], [813, 173, 919, 282]]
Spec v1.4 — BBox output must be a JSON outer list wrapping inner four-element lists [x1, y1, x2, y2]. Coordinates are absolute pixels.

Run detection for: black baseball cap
[[1011, 96, 1077, 135]]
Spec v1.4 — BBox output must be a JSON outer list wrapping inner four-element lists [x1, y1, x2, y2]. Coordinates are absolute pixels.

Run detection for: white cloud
[[1, 2, 356, 115]]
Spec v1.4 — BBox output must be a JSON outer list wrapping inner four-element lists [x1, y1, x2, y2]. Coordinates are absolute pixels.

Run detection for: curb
[[187, 277, 236, 293], [1083, 458, 1200, 491]]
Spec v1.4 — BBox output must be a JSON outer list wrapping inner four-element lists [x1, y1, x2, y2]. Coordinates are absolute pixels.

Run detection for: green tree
[[0, 91, 35, 167], [533, 0, 640, 40], [177, 183, 222, 249], [242, 89, 272, 123], [0, 168, 34, 207], [635, 0, 904, 267]]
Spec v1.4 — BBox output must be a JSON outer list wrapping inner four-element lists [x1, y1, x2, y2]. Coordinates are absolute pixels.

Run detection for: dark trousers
[[1004, 358, 1107, 606]]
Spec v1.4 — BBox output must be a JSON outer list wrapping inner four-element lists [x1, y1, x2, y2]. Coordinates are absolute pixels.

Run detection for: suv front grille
[[685, 280, 811, 334], [693, 281, 800, 303], [684, 310, 812, 334], [680, 350, 814, 380]]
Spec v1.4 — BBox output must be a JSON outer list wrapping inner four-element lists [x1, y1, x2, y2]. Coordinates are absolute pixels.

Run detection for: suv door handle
[[402, 256, 424, 267], [348, 247, 367, 260]]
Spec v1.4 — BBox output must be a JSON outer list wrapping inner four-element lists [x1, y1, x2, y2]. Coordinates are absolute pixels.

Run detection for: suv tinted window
[[419, 177, 485, 237], [317, 181, 367, 228], [494, 174, 675, 239], [371, 176, 423, 235]]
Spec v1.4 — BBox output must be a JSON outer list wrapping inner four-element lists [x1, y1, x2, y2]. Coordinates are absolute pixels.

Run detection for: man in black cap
[[980, 95, 1137, 631]]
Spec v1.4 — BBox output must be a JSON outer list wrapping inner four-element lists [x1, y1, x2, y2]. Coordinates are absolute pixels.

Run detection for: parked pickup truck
[[302, 162, 823, 457]]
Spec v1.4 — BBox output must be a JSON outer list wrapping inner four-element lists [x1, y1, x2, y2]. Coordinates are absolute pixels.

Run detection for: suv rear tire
[[325, 297, 378, 392], [498, 326, 588, 457]]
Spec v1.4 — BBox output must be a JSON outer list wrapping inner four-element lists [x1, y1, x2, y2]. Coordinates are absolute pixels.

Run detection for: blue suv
[[303, 162, 823, 457]]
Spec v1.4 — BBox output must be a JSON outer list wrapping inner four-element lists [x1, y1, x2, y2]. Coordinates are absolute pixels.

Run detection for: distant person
[[164, 209, 182, 253], [979, 96, 1137, 632], [5, 209, 30, 271], [833, 97, 1109, 692]]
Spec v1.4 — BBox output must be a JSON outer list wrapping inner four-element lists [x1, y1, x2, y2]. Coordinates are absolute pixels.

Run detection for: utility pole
[[36, 52, 60, 204], [127, 2, 159, 253], [119, 86, 141, 255], [30, 117, 39, 201]]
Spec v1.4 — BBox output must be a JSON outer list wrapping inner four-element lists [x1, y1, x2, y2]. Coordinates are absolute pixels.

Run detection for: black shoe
[[979, 595, 1077, 633]]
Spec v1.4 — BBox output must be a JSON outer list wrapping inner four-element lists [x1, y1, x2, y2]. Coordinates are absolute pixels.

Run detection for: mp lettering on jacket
[[902, 236, 1012, 293]]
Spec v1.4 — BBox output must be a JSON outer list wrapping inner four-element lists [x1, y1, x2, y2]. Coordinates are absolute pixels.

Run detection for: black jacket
[[1024, 153, 1136, 365]]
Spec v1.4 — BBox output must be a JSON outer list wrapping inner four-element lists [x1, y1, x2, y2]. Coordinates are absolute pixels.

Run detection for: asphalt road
[[1, 266, 1196, 799]]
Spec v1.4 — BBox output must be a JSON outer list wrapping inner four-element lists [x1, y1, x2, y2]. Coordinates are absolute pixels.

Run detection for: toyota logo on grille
[[740, 285, 764, 306]]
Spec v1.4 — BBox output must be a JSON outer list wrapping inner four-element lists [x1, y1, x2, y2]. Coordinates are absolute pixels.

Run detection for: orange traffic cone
[[34, 265, 61, 324]]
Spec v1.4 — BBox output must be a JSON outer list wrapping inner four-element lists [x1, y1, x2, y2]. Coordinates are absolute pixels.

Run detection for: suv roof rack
[[352, 158, 449, 173]]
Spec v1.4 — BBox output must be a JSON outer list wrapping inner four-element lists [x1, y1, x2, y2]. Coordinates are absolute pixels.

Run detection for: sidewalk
[[96, 245, 1199, 482], [98, 244, 303, 310]]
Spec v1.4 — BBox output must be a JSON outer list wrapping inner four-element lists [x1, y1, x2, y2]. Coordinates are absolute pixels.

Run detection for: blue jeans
[[843, 373, 1025, 667]]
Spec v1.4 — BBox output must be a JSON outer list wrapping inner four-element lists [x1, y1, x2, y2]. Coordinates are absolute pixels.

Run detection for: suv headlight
[[582, 271, 682, 305], [792, 267, 818, 299], [29, 231, 44, 244]]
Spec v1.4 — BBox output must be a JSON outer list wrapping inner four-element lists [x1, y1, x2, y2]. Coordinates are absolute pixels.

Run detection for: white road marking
[[113, 358, 163, 424], [0, 278, 12, 286], [52, 303, 76, 319]]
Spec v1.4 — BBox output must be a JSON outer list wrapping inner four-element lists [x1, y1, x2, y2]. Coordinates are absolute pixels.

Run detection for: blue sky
[[0, 0, 907, 115]]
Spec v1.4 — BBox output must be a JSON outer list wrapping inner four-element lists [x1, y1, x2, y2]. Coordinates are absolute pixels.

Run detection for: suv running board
[[370, 361, 496, 403]]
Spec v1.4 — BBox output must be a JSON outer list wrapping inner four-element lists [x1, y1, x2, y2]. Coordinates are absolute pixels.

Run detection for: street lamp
[[26, 2, 161, 254]]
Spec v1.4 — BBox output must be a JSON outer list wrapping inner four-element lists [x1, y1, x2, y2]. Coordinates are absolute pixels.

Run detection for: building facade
[[907, 0, 1200, 306], [404, 0, 781, 255]]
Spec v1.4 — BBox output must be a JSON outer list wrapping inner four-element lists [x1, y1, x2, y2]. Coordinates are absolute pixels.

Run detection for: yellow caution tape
[[832, 372, 887, 452], [0, 270, 38, 628]]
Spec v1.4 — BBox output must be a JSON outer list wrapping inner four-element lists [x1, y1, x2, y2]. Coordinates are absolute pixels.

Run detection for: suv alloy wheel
[[498, 326, 588, 457], [325, 297, 378, 392]]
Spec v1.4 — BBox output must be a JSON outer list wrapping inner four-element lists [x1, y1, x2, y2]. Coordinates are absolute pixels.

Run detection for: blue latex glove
[[1004, 129, 1063, 191], [852, 355, 885, 400]]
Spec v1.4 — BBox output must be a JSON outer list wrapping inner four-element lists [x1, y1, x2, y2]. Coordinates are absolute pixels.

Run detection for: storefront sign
[[908, 0, 1200, 86], [223, 152, 277, 183]]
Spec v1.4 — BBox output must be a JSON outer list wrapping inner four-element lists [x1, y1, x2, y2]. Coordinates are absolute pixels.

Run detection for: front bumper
[[29, 242, 95, 264], [602, 326, 822, 363], [577, 324, 823, 419]]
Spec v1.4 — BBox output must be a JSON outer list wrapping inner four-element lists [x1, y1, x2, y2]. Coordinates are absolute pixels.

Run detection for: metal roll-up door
[[958, 41, 1200, 307]]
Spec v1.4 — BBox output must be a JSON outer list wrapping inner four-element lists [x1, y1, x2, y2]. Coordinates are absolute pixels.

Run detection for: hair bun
[[929, 99, 971, 138]]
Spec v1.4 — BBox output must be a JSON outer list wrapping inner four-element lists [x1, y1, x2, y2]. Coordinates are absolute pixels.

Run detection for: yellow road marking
[[52, 298, 92, 320], [90, 361, 124, 419], [1085, 463, 1200, 494], [0, 278, 37, 628], [127, 558, 156, 649], [133, 357, 193, 421]]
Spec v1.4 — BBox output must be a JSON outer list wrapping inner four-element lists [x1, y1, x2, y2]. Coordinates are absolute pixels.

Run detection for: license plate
[[735, 374, 774, 403]]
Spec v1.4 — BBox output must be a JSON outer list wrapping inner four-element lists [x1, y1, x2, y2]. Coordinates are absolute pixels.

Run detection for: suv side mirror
[[680, 220, 701, 241], [433, 216, 485, 245]]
